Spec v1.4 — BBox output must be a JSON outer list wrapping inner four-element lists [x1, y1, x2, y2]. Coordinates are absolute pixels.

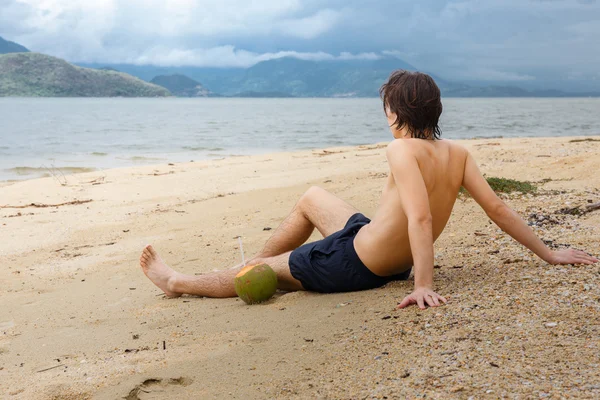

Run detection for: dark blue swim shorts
[[289, 213, 412, 293]]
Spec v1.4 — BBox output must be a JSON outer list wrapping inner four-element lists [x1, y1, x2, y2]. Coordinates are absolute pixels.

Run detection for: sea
[[1, 97, 599, 181]]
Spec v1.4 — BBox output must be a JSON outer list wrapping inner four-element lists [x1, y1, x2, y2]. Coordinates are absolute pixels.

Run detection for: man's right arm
[[461, 151, 598, 265]]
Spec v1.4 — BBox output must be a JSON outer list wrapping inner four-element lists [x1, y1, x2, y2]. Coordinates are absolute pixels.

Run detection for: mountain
[[80, 56, 600, 98], [78, 63, 245, 89], [234, 91, 294, 98], [0, 53, 170, 97], [79, 57, 418, 97], [150, 74, 217, 97], [0, 36, 29, 54], [220, 57, 422, 97]]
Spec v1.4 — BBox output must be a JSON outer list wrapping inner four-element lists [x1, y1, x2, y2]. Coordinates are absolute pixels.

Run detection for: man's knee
[[299, 186, 325, 208]]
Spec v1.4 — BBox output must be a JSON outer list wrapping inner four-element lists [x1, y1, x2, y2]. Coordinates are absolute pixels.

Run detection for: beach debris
[[151, 171, 175, 176], [133, 334, 139, 340], [313, 149, 344, 157], [555, 201, 600, 216], [36, 364, 64, 373], [441, 350, 457, 356], [263, 227, 272, 231], [503, 258, 523, 264], [0, 199, 92, 209], [163, 341, 166, 350], [586, 201, 600, 212], [5, 212, 33, 218], [84, 176, 105, 185], [569, 138, 600, 143], [545, 322, 558, 328], [303, 338, 314, 343], [336, 301, 352, 308]]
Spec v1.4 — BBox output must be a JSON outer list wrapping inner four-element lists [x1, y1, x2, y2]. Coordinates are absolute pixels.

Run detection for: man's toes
[[142, 248, 153, 260], [146, 245, 157, 258]]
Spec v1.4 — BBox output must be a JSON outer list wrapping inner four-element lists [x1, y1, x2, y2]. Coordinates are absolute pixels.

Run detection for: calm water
[[1, 98, 599, 181]]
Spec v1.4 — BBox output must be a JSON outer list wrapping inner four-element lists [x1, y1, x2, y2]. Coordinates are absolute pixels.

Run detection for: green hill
[[0, 53, 170, 97], [150, 74, 216, 97], [0, 36, 29, 54]]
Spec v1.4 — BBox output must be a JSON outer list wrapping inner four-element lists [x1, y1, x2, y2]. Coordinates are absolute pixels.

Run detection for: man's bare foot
[[139, 245, 182, 298]]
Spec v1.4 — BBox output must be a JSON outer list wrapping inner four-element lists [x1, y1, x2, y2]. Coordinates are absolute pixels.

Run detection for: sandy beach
[[1, 136, 599, 399]]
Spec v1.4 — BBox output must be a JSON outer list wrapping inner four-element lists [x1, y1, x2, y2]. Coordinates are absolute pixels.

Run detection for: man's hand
[[547, 249, 598, 265], [397, 287, 447, 310]]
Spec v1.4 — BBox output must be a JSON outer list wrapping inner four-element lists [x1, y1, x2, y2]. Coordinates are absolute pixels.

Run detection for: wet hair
[[379, 70, 443, 140]]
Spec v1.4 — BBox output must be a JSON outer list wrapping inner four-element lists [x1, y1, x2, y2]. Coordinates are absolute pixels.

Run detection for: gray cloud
[[1, 0, 599, 88]]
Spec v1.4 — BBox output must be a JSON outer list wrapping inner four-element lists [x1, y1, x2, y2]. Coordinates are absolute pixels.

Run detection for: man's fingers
[[397, 296, 412, 309], [424, 295, 436, 308], [416, 296, 426, 310], [438, 295, 448, 304], [575, 256, 594, 265], [431, 295, 440, 307]]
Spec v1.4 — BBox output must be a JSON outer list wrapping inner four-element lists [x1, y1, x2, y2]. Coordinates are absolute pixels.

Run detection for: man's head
[[379, 70, 443, 140]]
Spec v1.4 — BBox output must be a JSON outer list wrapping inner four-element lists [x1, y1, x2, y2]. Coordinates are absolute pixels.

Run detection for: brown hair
[[379, 70, 443, 140]]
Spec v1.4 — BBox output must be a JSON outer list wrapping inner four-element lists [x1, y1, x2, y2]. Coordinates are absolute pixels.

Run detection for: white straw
[[238, 236, 246, 266]]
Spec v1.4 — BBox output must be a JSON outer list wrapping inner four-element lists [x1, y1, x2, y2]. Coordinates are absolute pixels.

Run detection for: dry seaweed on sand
[[460, 176, 536, 196], [0, 199, 93, 209]]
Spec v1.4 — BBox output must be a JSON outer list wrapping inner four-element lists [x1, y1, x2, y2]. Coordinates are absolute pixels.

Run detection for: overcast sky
[[1, 0, 599, 85]]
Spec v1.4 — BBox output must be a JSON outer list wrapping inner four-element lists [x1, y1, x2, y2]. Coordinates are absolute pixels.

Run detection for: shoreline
[[2, 134, 599, 184], [1, 136, 599, 398]]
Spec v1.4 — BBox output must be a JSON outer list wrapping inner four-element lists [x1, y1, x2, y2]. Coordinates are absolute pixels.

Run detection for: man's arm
[[386, 141, 447, 310], [462, 152, 598, 265]]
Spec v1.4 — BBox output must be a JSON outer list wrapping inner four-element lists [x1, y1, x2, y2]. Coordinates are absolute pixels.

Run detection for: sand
[[1, 136, 599, 399]]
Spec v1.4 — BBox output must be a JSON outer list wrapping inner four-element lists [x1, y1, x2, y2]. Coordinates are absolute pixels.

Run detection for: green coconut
[[234, 263, 278, 305]]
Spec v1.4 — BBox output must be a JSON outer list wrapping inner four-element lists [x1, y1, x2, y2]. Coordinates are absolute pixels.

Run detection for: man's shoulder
[[387, 138, 469, 155]]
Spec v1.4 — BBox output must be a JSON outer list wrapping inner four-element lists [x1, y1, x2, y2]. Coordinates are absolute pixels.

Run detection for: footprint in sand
[[124, 377, 194, 400]]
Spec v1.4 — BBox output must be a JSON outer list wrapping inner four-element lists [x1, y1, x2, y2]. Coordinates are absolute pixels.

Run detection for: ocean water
[[0, 97, 599, 181]]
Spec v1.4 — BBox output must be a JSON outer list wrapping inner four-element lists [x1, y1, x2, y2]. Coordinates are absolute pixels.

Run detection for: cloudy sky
[[1, 0, 599, 87]]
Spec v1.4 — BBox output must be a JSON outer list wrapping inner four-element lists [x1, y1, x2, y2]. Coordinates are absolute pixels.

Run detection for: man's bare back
[[356, 139, 466, 276]]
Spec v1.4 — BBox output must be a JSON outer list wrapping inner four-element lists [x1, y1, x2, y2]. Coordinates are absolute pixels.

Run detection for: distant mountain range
[[2, 35, 599, 98], [0, 53, 169, 97], [85, 57, 600, 98], [150, 74, 217, 97]]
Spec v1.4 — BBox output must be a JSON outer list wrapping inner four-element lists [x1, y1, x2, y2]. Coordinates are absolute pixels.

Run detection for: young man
[[139, 70, 597, 310]]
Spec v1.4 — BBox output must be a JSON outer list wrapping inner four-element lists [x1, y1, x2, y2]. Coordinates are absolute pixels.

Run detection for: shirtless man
[[140, 70, 598, 310]]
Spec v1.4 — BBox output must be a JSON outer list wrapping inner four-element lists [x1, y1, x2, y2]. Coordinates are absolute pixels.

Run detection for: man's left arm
[[385, 141, 447, 310]]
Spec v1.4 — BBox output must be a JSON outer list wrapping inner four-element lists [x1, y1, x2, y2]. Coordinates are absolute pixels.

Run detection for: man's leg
[[139, 186, 359, 297], [140, 245, 301, 298], [257, 186, 359, 258]]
